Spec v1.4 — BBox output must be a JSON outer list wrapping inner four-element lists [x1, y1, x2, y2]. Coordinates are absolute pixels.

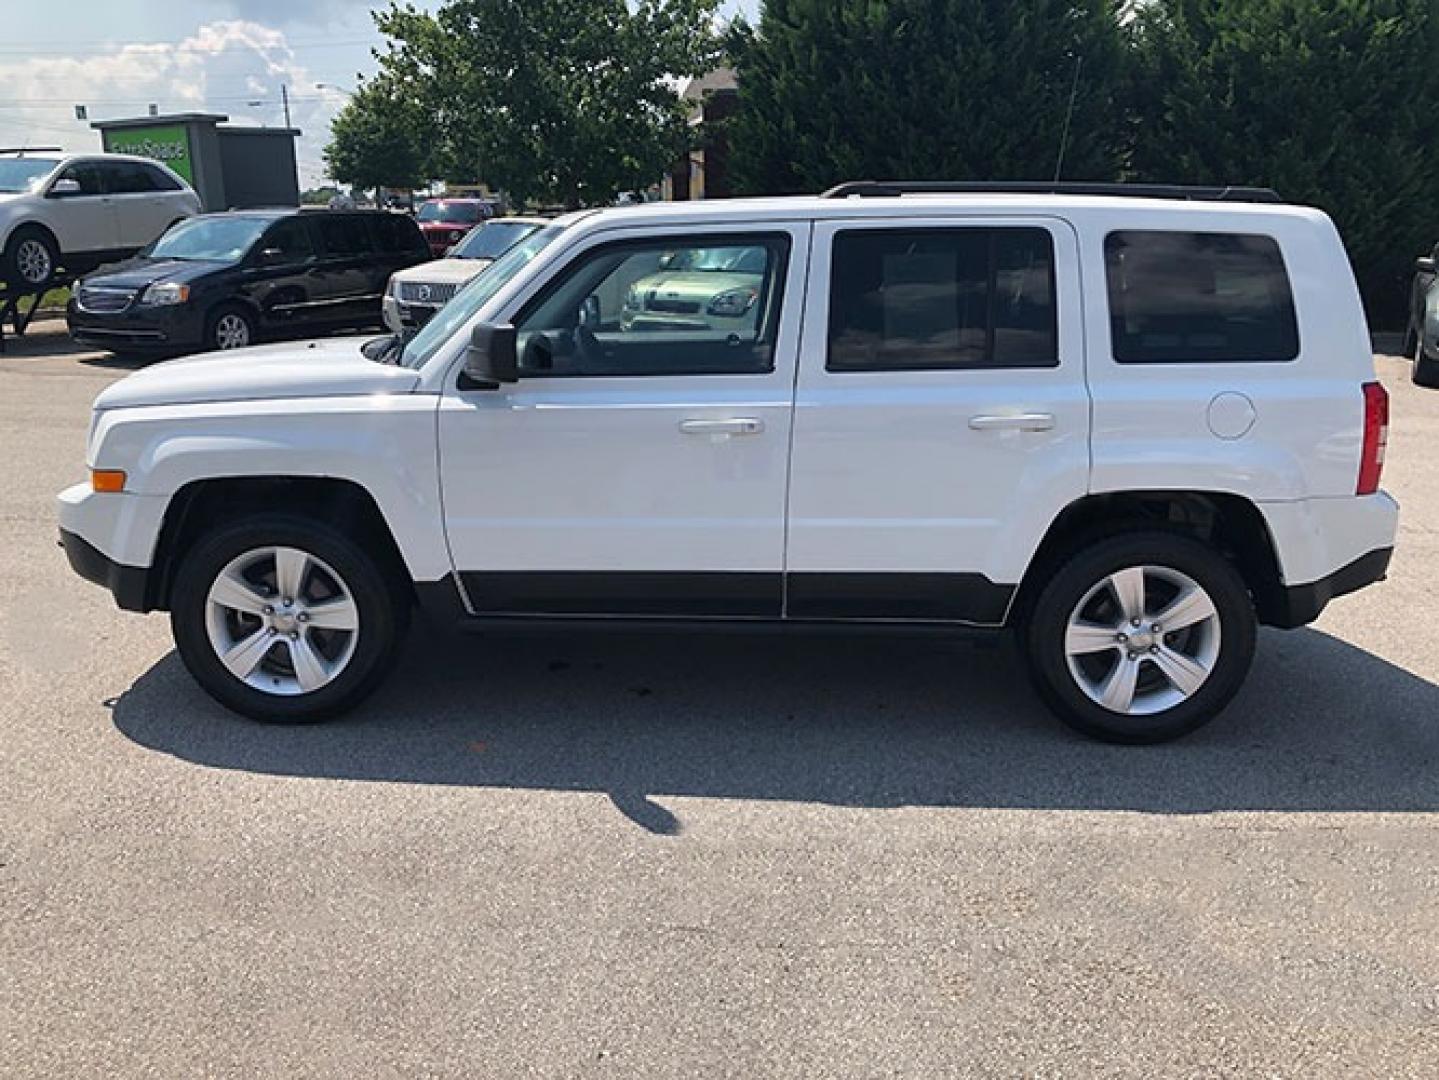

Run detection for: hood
[[82, 257, 222, 291], [94, 336, 422, 411], [392, 257, 492, 286]]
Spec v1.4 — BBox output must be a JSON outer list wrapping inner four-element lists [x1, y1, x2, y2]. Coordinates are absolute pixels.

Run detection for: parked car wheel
[[1402, 320, 1419, 359], [3, 226, 58, 289], [1021, 531, 1256, 744], [170, 514, 410, 723], [207, 305, 255, 351], [1414, 335, 1439, 389]]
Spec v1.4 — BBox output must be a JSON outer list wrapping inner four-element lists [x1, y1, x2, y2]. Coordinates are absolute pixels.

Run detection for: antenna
[[1053, 55, 1083, 183]]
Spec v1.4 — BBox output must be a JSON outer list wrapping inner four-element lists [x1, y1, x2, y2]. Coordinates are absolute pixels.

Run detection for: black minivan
[[67, 209, 431, 356]]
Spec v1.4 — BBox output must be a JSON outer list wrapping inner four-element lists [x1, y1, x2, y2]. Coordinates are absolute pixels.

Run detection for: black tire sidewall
[[1023, 531, 1257, 744], [5, 226, 58, 289], [1415, 350, 1439, 388], [170, 514, 407, 723]]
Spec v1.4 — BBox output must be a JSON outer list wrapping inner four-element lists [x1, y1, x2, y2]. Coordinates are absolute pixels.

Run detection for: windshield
[[149, 216, 270, 262], [0, 157, 59, 194], [400, 224, 565, 370], [417, 201, 485, 224], [453, 220, 541, 261]]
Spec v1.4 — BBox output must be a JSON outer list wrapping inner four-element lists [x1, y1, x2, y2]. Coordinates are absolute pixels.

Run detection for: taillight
[[1357, 381, 1389, 495]]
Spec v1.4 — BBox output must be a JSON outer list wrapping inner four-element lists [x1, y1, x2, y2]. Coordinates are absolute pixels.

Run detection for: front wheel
[[170, 514, 409, 722], [207, 305, 255, 351], [3, 227, 58, 289], [1021, 531, 1256, 744]]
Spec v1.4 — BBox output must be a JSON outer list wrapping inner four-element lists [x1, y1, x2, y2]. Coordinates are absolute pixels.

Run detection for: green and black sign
[[101, 124, 194, 184]]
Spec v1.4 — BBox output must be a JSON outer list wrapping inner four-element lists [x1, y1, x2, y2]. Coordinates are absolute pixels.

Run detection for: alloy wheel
[[204, 545, 360, 696], [16, 239, 51, 285], [1063, 565, 1222, 716], [214, 313, 251, 350]]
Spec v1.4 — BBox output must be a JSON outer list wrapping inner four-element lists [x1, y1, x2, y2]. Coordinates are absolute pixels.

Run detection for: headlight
[[707, 287, 758, 318], [141, 282, 190, 306]]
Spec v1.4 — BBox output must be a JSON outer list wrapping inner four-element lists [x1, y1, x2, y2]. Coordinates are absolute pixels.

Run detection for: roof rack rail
[[0, 146, 64, 155], [821, 180, 1284, 204]]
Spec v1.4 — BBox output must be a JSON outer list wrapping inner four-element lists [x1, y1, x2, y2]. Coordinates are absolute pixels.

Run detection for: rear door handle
[[968, 412, 1056, 432], [678, 418, 765, 436]]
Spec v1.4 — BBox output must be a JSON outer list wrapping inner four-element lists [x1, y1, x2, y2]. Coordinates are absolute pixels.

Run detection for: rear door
[[101, 161, 180, 250], [310, 213, 380, 328], [785, 216, 1090, 623]]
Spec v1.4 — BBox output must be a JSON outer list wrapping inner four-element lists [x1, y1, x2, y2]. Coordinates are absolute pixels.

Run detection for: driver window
[[260, 219, 315, 263], [514, 233, 790, 377]]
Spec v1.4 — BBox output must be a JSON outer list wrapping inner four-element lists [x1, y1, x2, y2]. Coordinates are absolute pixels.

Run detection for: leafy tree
[[1129, 0, 1439, 324], [370, 0, 724, 208], [322, 82, 430, 193], [726, 0, 1130, 196]]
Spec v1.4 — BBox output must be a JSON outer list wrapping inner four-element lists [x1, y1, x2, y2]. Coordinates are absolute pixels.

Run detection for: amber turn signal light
[[91, 469, 126, 493]]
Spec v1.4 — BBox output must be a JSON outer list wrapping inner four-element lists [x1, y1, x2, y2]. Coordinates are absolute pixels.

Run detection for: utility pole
[[281, 84, 292, 129]]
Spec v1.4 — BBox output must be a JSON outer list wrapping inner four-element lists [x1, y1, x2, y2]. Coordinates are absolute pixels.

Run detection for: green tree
[[1129, 0, 1439, 324], [370, 0, 724, 208], [726, 0, 1130, 196], [322, 82, 430, 193]]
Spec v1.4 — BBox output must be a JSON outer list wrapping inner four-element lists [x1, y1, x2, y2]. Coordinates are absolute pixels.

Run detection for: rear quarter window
[[370, 213, 427, 255], [317, 214, 372, 256], [1104, 230, 1299, 363]]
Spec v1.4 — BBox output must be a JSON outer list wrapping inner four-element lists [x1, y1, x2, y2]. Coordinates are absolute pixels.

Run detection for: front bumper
[[59, 528, 152, 612], [57, 482, 168, 611], [67, 299, 203, 353]]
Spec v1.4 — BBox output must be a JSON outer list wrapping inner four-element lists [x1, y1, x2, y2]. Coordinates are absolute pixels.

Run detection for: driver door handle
[[968, 412, 1056, 432], [678, 418, 765, 436]]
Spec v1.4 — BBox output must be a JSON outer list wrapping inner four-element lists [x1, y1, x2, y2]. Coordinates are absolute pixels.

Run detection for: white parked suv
[[57, 182, 1399, 743], [0, 150, 199, 290]]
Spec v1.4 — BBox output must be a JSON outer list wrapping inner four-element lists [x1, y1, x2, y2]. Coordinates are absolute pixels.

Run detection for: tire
[[206, 304, 256, 351], [169, 513, 410, 723], [1415, 334, 1439, 389], [1020, 531, 1257, 744], [3, 226, 58, 290]]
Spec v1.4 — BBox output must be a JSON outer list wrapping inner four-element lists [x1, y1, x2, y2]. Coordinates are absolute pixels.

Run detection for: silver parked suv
[[0, 150, 200, 290]]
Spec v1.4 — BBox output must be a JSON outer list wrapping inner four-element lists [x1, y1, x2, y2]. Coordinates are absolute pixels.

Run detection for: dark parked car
[[1404, 242, 1439, 356], [67, 209, 430, 356]]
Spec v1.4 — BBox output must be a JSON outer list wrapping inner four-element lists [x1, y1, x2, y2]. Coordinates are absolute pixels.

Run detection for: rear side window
[[370, 213, 427, 255], [1104, 231, 1299, 363], [828, 227, 1058, 371], [145, 164, 182, 191], [317, 215, 371, 257]]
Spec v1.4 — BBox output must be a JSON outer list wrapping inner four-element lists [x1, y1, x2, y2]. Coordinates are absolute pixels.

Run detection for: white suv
[[0, 151, 199, 290], [56, 183, 1399, 743]]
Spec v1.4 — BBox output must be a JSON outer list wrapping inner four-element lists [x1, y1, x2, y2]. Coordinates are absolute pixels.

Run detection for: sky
[[0, 0, 760, 188]]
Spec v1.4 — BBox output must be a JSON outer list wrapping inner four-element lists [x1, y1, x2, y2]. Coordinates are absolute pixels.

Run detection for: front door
[[438, 224, 809, 617], [45, 161, 118, 260], [785, 217, 1091, 623]]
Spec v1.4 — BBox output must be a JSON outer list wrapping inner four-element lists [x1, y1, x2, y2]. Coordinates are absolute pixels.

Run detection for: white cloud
[[0, 20, 346, 186]]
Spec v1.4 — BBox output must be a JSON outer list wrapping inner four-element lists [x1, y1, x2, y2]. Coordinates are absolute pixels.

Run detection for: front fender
[[88, 394, 449, 580]]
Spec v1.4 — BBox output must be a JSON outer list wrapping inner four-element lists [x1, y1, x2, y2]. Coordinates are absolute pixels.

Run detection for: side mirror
[[461, 322, 518, 389], [49, 178, 82, 197], [1418, 256, 1437, 275]]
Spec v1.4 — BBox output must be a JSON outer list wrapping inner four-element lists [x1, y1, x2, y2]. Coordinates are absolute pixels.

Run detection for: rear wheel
[[3, 227, 58, 290], [1415, 334, 1439, 388], [1021, 531, 1256, 744], [170, 514, 409, 722]]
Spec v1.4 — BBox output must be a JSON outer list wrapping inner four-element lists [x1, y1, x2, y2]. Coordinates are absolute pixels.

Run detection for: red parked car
[[414, 198, 496, 256]]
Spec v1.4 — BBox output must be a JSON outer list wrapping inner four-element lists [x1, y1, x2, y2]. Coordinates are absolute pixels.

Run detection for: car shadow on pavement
[[111, 625, 1439, 832]]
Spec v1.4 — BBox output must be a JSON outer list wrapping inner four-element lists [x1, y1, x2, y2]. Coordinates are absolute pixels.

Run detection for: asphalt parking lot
[[2, 320, 1438, 1077]]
